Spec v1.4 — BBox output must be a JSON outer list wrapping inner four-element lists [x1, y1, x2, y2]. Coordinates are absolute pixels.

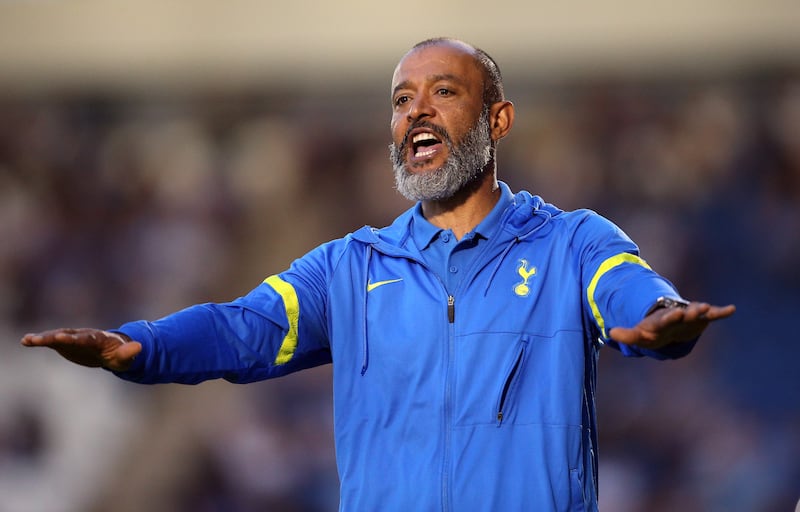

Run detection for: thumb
[[106, 341, 142, 372], [608, 326, 651, 346]]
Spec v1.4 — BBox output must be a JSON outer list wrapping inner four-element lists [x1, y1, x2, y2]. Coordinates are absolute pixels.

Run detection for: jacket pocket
[[569, 468, 588, 512], [495, 340, 527, 426]]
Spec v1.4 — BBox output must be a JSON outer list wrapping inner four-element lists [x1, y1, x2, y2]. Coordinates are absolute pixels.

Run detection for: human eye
[[394, 95, 410, 107], [436, 88, 452, 96]]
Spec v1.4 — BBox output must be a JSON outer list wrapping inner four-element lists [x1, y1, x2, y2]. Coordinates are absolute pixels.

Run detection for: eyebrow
[[392, 73, 467, 97]]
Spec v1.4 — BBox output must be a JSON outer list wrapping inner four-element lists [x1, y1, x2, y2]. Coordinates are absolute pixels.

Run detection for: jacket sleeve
[[112, 239, 343, 384], [575, 211, 696, 359]]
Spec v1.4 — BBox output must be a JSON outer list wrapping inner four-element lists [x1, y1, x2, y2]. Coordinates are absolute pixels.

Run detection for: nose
[[407, 94, 434, 122]]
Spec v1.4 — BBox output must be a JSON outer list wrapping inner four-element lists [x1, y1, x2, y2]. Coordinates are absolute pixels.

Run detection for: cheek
[[452, 109, 482, 139], [390, 116, 406, 142], [446, 118, 471, 142]]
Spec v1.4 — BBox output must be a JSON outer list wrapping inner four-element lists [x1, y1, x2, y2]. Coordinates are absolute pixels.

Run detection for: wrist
[[646, 296, 690, 316]]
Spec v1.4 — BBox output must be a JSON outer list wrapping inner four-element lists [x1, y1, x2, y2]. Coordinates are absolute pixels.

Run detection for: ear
[[489, 101, 515, 141]]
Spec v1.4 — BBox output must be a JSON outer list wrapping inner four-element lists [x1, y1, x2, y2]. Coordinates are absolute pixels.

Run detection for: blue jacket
[[116, 187, 691, 511]]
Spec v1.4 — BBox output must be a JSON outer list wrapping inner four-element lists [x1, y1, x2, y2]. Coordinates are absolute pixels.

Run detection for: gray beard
[[389, 106, 493, 202]]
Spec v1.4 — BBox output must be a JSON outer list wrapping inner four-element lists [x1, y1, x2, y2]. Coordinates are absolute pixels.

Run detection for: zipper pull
[[447, 295, 455, 323]]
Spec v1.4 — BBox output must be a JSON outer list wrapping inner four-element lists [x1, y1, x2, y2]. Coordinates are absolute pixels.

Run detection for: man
[[22, 38, 735, 511]]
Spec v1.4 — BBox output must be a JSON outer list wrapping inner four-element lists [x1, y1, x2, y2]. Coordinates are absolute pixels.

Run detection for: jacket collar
[[409, 181, 515, 250], [352, 181, 562, 250]]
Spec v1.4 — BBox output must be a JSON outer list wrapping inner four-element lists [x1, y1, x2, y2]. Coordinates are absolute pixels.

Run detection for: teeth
[[412, 132, 439, 144]]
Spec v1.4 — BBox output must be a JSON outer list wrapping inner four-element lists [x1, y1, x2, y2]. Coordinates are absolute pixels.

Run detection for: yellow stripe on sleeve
[[264, 275, 300, 365], [586, 253, 651, 340]]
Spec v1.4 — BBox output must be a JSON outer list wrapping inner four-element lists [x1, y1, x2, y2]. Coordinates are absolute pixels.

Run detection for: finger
[[118, 341, 142, 360], [43, 330, 93, 347], [649, 306, 691, 329], [607, 327, 632, 343], [609, 326, 656, 345], [107, 342, 142, 372], [21, 331, 64, 346], [705, 304, 736, 320], [53, 331, 80, 342], [680, 303, 711, 323], [21, 328, 102, 347], [52, 329, 110, 345]]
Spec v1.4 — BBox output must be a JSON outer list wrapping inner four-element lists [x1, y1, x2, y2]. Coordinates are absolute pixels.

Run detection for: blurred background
[[1, 1, 799, 511]]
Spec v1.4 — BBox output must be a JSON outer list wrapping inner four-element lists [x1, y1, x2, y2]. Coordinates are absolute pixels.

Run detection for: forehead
[[391, 43, 483, 91]]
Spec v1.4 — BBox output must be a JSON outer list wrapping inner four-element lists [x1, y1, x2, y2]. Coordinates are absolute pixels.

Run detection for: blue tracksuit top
[[115, 184, 692, 511]]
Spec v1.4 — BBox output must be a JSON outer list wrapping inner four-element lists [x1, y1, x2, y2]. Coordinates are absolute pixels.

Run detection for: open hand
[[21, 328, 142, 372], [609, 302, 736, 350]]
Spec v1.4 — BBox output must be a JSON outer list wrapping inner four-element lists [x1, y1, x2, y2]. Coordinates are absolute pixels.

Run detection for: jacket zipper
[[447, 295, 455, 323], [442, 293, 455, 512], [496, 345, 525, 425]]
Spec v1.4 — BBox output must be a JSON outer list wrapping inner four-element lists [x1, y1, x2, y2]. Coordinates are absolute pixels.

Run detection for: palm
[[21, 328, 141, 371], [609, 302, 736, 350]]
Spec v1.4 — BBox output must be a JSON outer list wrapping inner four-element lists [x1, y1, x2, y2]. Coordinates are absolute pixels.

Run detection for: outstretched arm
[[609, 301, 736, 351], [21, 328, 142, 372]]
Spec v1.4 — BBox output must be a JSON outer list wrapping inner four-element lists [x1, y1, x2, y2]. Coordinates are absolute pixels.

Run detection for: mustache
[[397, 121, 453, 154]]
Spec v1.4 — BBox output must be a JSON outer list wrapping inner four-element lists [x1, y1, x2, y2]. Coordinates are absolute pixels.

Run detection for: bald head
[[402, 37, 505, 107]]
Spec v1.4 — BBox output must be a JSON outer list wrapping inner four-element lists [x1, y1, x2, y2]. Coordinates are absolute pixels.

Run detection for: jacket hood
[[502, 189, 563, 239], [352, 183, 563, 250]]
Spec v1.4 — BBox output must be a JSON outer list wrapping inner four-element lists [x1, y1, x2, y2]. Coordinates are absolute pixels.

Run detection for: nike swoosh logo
[[367, 278, 403, 292]]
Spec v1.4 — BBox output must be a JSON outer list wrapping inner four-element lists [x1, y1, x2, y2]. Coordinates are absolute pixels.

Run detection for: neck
[[421, 170, 500, 240]]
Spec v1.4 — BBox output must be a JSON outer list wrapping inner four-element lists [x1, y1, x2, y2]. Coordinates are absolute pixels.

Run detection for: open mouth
[[410, 130, 444, 160]]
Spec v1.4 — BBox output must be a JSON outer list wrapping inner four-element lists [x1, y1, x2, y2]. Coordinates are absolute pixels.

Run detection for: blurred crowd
[[0, 68, 798, 511]]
